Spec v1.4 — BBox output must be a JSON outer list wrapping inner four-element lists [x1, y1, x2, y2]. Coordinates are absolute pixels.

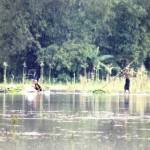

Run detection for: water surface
[[0, 92, 150, 150]]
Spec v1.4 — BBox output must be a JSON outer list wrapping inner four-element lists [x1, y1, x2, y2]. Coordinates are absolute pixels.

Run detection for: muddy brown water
[[0, 92, 150, 150]]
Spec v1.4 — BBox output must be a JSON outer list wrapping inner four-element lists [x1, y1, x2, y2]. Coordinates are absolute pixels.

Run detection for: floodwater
[[0, 92, 150, 150]]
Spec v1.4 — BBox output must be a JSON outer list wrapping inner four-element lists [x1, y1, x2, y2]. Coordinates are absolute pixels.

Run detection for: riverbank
[[0, 77, 150, 94]]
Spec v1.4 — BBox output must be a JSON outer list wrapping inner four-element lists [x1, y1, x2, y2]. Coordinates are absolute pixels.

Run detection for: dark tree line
[[0, 0, 150, 82]]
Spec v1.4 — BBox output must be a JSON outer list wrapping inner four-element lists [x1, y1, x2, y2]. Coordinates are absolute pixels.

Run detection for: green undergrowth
[[0, 77, 150, 94]]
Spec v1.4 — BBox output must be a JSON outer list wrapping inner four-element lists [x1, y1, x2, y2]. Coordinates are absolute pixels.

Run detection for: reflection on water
[[0, 92, 150, 150]]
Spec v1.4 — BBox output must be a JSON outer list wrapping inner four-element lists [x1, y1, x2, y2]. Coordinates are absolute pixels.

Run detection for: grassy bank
[[0, 76, 150, 93]]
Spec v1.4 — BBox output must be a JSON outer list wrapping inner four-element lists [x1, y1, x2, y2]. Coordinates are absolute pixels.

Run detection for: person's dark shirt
[[34, 83, 42, 91]]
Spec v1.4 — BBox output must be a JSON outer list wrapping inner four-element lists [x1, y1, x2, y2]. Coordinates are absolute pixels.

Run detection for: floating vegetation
[[92, 89, 106, 94]]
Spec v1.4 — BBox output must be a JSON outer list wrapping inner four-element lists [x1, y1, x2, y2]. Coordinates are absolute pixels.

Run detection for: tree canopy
[[0, 0, 150, 81]]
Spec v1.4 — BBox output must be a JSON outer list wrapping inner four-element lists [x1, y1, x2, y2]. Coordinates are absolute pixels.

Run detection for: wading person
[[123, 68, 130, 93], [32, 79, 42, 92]]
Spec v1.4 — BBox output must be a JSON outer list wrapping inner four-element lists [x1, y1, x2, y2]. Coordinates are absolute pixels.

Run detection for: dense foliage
[[0, 0, 150, 82]]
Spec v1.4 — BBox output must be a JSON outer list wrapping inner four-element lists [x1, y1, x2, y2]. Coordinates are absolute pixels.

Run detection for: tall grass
[[0, 70, 150, 93]]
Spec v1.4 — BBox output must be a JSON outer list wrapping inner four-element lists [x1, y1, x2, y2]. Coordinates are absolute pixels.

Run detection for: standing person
[[123, 68, 130, 93], [32, 79, 42, 92]]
